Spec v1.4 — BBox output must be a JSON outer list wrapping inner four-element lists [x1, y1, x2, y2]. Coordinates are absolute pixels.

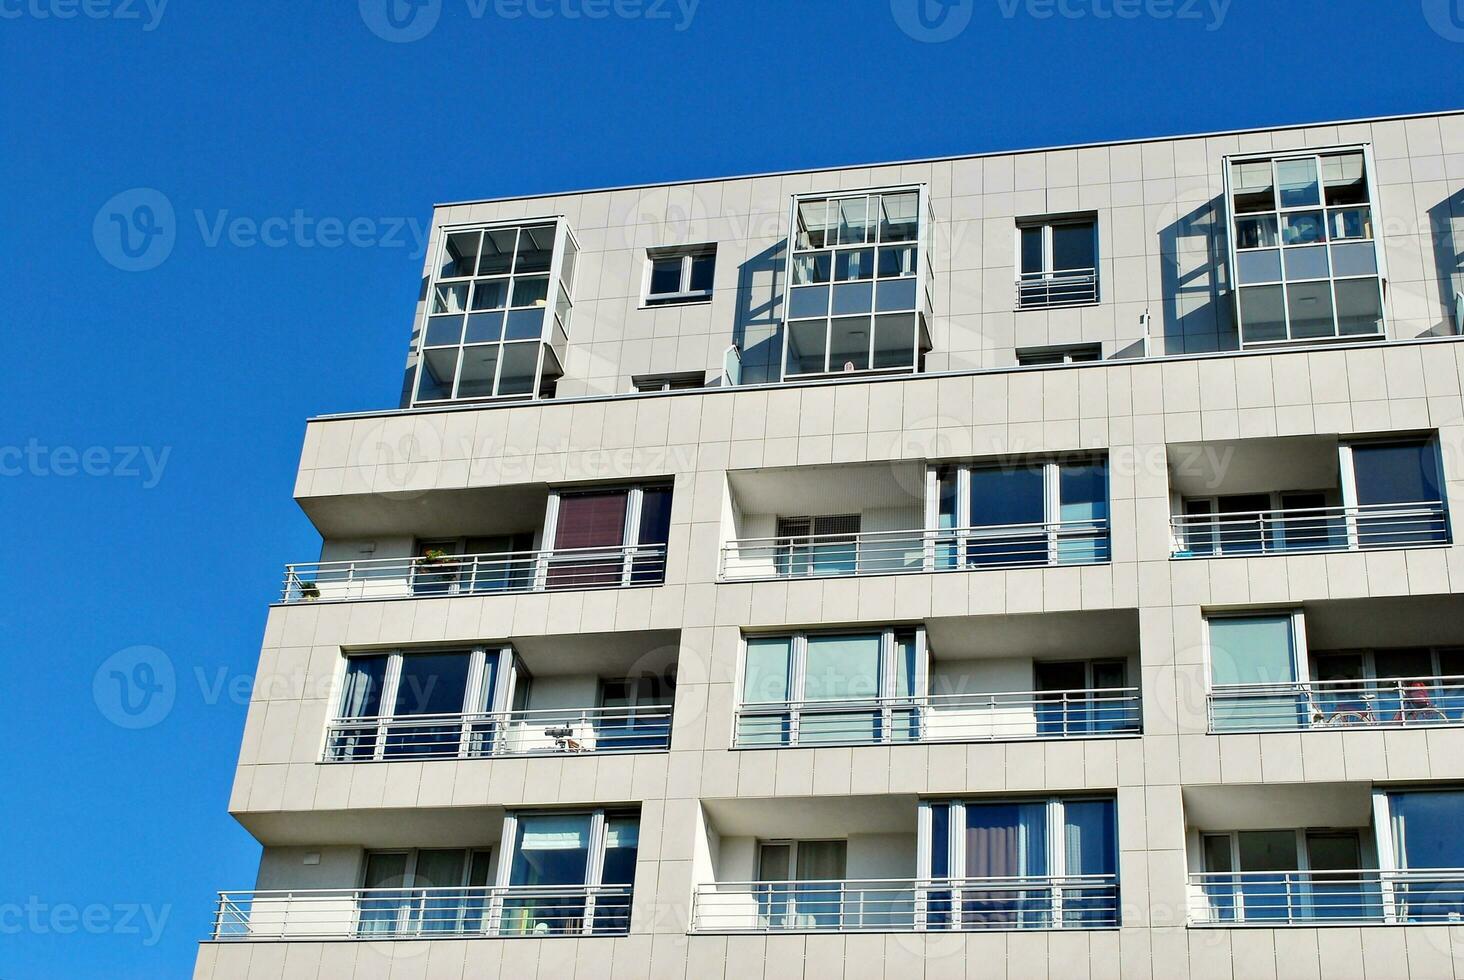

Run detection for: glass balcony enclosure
[[782, 186, 933, 380], [1223, 146, 1387, 347], [734, 612, 1141, 748], [413, 218, 578, 405], [324, 632, 677, 761], [1205, 596, 1464, 733]]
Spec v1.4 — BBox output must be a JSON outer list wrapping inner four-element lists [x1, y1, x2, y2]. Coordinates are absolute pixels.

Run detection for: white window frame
[[493, 807, 638, 935], [1202, 608, 1310, 690], [1014, 215, 1100, 310], [538, 481, 673, 589], [642, 245, 717, 306]]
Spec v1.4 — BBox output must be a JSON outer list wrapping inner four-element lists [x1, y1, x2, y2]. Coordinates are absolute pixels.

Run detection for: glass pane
[[417, 348, 459, 401], [456, 345, 500, 398], [743, 637, 792, 703], [793, 252, 832, 285], [340, 656, 390, 718], [1203, 836, 1234, 873], [964, 802, 1049, 927], [1287, 281, 1336, 338], [1330, 243, 1378, 278], [1235, 215, 1279, 249], [1051, 222, 1096, 272], [1282, 211, 1325, 245], [878, 244, 916, 278], [1284, 245, 1330, 281], [394, 652, 472, 716], [440, 231, 481, 279], [495, 342, 540, 395], [831, 282, 873, 317], [968, 464, 1047, 567], [504, 308, 545, 341], [759, 844, 791, 881], [1208, 616, 1296, 685], [803, 634, 881, 700], [1239, 285, 1287, 343], [788, 285, 830, 319], [414, 849, 467, 888], [433, 281, 469, 314], [879, 191, 919, 242], [425, 314, 464, 347], [834, 248, 875, 282], [787, 319, 828, 375], [1329, 207, 1373, 240], [510, 275, 549, 309], [828, 317, 871, 372], [1058, 461, 1109, 563], [1277, 158, 1321, 208], [1238, 831, 1298, 871], [1237, 249, 1282, 285], [872, 313, 917, 369], [364, 852, 410, 887], [1063, 800, 1117, 925], [514, 224, 556, 274], [471, 278, 509, 311], [477, 228, 517, 276], [559, 236, 578, 291], [511, 814, 591, 885], [649, 257, 682, 296], [1392, 792, 1464, 868], [837, 197, 873, 245], [1323, 152, 1368, 206], [797, 200, 832, 249], [1334, 278, 1384, 335], [637, 487, 673, 545], [875, 278, 917, 313], [1020, 226, 1045, 274], [1352, 442, 1442, 506], [689, 253, 716, 292], [464, 311, 505, 344]]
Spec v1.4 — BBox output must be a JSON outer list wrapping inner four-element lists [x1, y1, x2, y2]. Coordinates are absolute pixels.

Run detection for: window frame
[[1202, 609, 1310, 690], [642, 244, 717, 307], [1016, 343, 1103, 366], [1014, 214, 1100, 310], [632, 371, 707, 393]]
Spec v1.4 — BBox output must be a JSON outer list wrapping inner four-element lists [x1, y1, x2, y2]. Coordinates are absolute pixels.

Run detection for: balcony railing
[[734, 688, 1141, 748], [1208, 674, 1464, 733], [1171, 501, 1448, 559], [1189, 869, 1464, 925], [323, 704, 673, 762], [721, 520, 1109, 582], [691, 875, 1119, 932], [211, 884, 633, 940], [1016, 269, 1099, 309], [280, 543, 667, 603]]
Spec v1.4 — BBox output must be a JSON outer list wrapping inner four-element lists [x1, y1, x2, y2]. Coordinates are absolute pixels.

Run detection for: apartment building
[[195, 110, 1464, 979]]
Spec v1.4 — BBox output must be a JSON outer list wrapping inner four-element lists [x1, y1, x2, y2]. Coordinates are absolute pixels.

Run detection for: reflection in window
[[1226, 149, 1385, 345]]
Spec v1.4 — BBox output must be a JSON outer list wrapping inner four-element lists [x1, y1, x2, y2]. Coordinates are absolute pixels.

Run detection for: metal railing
[[1208, 674, 1464, 734], [211, 884, 634, 940], [1016, 269, 1099, 309], [280, 543, 667, 602], [734, 687, 1140, 748], [1189, 869, 1464, 925], [691, 875, 1119, 932], [721, 520, 1109, 582], [1171, 501, 1448, 559], [323, 704, 673, 762]]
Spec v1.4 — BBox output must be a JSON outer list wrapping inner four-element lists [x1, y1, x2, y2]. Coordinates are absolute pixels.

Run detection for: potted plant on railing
[[297, 580, 320, 600]]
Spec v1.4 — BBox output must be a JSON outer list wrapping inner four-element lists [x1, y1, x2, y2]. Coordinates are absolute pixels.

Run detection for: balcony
[[212, 883, 634, 940], [1188, 869, 1464, 926], [690, 875, 1118, 933], [283, 543, 666, 603], [1171, 501, 1447, 559], [1168, 434, 1449, 561], [1208, 674, 1464, 734], [324, 703, 672, 761]]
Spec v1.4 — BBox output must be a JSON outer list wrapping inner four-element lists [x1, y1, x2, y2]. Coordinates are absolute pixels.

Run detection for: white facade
[[196, 111, 1464, 980]]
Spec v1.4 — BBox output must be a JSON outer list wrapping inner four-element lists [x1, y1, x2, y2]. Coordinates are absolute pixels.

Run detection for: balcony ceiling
[[237, 804, 507, 849], [728, 461, 925, 515], [1167, 435, 1340, 497], [1183, 782, 1372, 832], [702, 795, 919, 838], [511, 629, 681, 677], [926, 609, 1140, 661], [1303, 595, 1464, 650], [299, 484, 550, 539]]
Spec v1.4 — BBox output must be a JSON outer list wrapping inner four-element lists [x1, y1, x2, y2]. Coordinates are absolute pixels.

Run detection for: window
[[1225, 148, 1386, 345], [1016, 216, 1099, 309], [1199, 830, 1366, 923], [500, 809, 638, 935], [1347, 439, 1448, 547], [415, 221, 577, 404], [644, 245, 716, 305], [329, 647, 509, 760], [774, 514, 860, 576], [737, 628, 920, 746], [922, 797, 1118, 929], [546, 483, 674, 588], [632, 371, 707, 393], [932, 457, 1110, 569], [784, 187, 930, 378], [358, 848, 494, 936], [756, 840, 848, 930], [1206, 612, 1305, 731], [1033, 660, 1133, 735], [1016, 344, 1102, 366]]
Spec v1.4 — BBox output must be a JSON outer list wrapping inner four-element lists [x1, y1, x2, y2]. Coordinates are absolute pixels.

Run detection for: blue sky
[[0, 1, 1458, 976]]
